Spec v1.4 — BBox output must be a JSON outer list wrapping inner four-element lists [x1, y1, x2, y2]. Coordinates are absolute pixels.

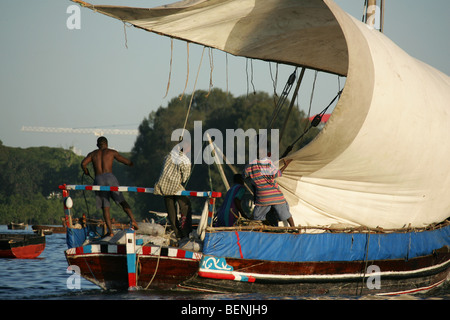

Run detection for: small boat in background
[[32, 225, 66, 234], [7, 222, 28, 230], [33, 228, 53, 236], [0, 233, 46, 259], [31, 217, 129, 236]]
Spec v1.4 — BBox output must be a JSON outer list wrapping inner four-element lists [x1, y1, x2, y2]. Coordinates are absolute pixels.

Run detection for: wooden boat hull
[[180, 246, 450, 296], [32, 223, 126, 235], [65, 243, 202, 290], [0, 233, 46, 259]]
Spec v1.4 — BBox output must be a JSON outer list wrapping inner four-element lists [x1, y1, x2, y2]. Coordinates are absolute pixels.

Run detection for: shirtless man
[[81, 136, 138, 236]]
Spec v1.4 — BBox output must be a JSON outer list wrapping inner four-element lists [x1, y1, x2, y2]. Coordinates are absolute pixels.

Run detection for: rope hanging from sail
[[205, 48, 214, 98], [163, 38, 174, 99], [122, 21, 131, 49], [269, 62, 279, 101], [180, 46, 206, 139], [225, 53, 229, 95], [180, 42, 190, 101], [246, 59, 256, 96]]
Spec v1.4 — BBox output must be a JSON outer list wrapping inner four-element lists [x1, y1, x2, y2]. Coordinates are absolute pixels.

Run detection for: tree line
[[0, 88, 319, 225], [0, 142, 134, 225]]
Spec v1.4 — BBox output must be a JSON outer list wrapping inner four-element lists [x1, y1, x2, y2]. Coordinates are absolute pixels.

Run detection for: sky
[[1, 0, 449, 155]]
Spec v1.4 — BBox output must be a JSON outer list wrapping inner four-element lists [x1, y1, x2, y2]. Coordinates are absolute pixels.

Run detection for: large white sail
[[73, 0, 450, 228], [73, 0, 349, 75], [281, 1, 450, 228]]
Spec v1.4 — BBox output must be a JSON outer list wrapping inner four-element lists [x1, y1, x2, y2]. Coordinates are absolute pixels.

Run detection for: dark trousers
[[163, 195, 192, 239]]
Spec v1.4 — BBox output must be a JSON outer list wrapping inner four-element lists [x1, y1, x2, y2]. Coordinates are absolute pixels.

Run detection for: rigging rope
[[81, 172, 94, 218], [281, 88, 343, 158], [122, 22, 130, 49], [245, 59, 257, 96], [269, 62, 279, 100], [180, 42, 190, 101], [142, 221, 169, 290], [267, 68, 297, 129], [245, 59, 249, 96], [306, 71, 318, 126], [225, 53, 229, 95], [80, 172, 105, 238], [299, 70, 318, 138], [181, 46, 206, 138], [250, 59, 256, 94], [205, 48, 214, 98], [279, 67, 306, 140], [361, 0, 369, 22], [163, 38, 174, 99], [357, 231, 371, 295]]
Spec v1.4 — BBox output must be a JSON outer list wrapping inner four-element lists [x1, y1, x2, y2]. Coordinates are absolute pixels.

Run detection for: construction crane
[[21, 126, 138, 136]]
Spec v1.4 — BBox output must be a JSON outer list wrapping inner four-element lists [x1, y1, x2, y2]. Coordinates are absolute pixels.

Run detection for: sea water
[[0, 225, 448, 302]]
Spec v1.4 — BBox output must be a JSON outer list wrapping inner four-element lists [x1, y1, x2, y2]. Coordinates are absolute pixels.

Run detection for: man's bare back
[[80, 136, 138, 235], [81, 139, 133, 177]]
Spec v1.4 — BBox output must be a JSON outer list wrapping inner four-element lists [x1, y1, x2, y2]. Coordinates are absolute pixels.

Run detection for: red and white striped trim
[[59, 184, 221, 198], [66, 244, 202, 260], [376, 278, 447, 296]]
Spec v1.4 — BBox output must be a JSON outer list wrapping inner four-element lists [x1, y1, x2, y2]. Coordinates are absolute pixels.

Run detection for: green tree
[[0, 144, 134, 225]]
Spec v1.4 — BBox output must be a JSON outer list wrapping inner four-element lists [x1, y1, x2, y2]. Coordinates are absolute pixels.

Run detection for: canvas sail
[[74, 0, 450, 229]]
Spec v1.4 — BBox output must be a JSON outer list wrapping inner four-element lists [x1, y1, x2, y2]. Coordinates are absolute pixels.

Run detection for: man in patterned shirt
[[244, 135, 295, 227], [154, 140, 192, 239]]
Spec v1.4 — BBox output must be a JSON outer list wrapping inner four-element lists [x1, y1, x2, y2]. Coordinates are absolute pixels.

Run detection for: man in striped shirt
[[244, 136, 295, 227]]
